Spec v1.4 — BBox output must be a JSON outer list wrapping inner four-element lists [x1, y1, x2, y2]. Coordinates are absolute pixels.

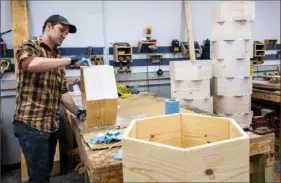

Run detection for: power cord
[[0, 72, 3, 125], [146, 54, 149, 92]]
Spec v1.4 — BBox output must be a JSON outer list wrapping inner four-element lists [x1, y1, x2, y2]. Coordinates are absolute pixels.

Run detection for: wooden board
[[80, 66, 118, 128], [253, 81, 280, 91], [252, 89, 280, 103], [183, 0, 196, 61]]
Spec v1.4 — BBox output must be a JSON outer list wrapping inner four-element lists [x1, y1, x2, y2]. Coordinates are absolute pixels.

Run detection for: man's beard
[[52, 39, 62, 47]]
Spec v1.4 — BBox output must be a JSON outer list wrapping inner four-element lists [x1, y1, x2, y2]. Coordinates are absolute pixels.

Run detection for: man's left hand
[[76, 109, 86, 121]]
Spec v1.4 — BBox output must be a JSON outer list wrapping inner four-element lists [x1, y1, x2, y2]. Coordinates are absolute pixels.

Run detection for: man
[[13, 14, 87, 183]]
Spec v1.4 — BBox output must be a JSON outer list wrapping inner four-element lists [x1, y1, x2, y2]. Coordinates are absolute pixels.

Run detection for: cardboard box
[[212, 77, 252, 96], [211, 20, 252, 41], [122, 113, 249, 182], [169, 60, 212, 80], [171, 79, 210, 99], [217, 111, 253, 127], [80, 65, 118, 128], [211, 39, 253, 59], [212, 1, 255, 22], [213, 95, 251, 114], [212, 58, 251, 77], [179, 97, 213, 113]]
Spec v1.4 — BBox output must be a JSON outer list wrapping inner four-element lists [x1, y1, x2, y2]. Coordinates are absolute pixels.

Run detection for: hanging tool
[[171, 39, 180, 53], [0, 30, 11, 56], [0, 59, 11, 79], [75, 56, 93, 67]]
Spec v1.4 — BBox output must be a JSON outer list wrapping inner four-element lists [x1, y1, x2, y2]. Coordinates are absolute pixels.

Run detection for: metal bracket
[[148, 54, 162, 64]]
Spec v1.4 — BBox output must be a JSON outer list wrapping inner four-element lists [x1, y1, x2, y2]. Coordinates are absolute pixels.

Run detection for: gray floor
[[1, 169, 85, 183], [2, 159, 280, 183]]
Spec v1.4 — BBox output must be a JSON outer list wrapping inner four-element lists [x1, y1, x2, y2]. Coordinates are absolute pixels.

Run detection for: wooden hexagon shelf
[[122, 113, 250, 182]]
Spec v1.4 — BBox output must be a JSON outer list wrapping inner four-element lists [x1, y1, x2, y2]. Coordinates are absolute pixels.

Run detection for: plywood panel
[[181, 114, 230, 147]]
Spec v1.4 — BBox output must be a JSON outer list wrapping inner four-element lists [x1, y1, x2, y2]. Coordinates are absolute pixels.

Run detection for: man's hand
[[76, 109, 86, 121], [69, 55, 89, 66]]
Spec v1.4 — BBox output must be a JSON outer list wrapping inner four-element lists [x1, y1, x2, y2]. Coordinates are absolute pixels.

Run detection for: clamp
[[0, 59, 10, 79]]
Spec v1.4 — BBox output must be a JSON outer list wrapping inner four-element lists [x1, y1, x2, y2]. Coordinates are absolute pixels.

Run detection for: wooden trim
[[10, 0, 30, 74]]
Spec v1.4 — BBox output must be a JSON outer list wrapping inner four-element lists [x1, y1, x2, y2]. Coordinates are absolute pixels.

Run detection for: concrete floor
[[2, 159, 280, 183], [1, 169, 85, 183]]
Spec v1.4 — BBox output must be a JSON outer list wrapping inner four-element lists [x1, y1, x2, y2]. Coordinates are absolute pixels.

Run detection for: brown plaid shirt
[[14, 37, 69, 132]]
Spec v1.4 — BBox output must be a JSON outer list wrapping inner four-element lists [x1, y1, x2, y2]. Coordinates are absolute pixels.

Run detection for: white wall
[[28, 1, 105, 47], [104, 1, 184, 47], [1, 1, 280, 52], [252, 1, 280, 41]]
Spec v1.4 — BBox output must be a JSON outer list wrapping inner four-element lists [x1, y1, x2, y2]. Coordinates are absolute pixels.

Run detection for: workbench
[[252, 80, 280, 103], [64, 94, 275, 183]]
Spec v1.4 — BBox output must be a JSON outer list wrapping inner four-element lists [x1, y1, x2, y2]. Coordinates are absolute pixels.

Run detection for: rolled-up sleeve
[[15, 40, 39, 68]]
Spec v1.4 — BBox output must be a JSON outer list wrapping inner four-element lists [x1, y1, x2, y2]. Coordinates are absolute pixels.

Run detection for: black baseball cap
[[43, 14, 77, 33]]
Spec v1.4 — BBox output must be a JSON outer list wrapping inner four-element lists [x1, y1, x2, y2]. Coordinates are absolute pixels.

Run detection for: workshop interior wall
[[1, 1, 280, 52], [0, 1, 280, 165]]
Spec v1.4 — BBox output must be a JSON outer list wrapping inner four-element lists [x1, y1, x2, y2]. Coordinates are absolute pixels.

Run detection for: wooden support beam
[[10, 1, 30, 182], [183, 0, 196, 62], [10, 0, 30, 74]]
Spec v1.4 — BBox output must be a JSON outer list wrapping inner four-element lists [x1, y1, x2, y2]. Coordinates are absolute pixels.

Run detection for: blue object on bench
[[114, 148, 122, 160], [89, 130, 121, 144]]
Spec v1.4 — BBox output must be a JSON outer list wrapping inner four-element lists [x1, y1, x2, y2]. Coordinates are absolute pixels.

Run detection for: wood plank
[[135, 114, 181, 139], [252, 90, 280, 103], [253, 88, 280, 95], [253, 81, 280, 91], [10, 0, 30, 74], [183, 0, 196, 61], [181, 114, 231, 147]]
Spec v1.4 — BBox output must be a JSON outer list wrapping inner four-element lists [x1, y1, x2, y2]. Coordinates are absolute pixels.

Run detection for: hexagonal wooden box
[[122, 113, 249, 182]]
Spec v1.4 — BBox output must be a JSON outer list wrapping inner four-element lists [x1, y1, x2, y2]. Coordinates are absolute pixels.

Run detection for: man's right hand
[[69, 55, 88, 66]]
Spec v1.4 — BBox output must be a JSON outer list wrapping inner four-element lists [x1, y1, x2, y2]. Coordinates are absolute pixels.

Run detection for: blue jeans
[[13, 120, 58, 183]]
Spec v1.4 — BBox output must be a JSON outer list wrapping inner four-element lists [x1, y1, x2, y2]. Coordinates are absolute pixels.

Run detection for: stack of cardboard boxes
[[211, 1, 255, 126], [169, 61, 213, 113]]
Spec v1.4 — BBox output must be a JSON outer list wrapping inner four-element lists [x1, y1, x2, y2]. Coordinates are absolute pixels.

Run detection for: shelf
[[264, 39, 278, 49], [113, 42, 133, 63], [253, 41, 266, 58]]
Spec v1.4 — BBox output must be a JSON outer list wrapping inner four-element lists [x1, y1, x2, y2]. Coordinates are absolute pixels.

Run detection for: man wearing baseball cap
[[13, 14, 86, 183]]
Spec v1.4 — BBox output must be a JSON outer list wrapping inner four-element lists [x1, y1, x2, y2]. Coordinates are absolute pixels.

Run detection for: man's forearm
[[22, 57, 71, 73], [61, 92, 79, 115]]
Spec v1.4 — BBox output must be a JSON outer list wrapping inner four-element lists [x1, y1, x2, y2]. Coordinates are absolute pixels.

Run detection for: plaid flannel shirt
[[13, 37, 69, 132]]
